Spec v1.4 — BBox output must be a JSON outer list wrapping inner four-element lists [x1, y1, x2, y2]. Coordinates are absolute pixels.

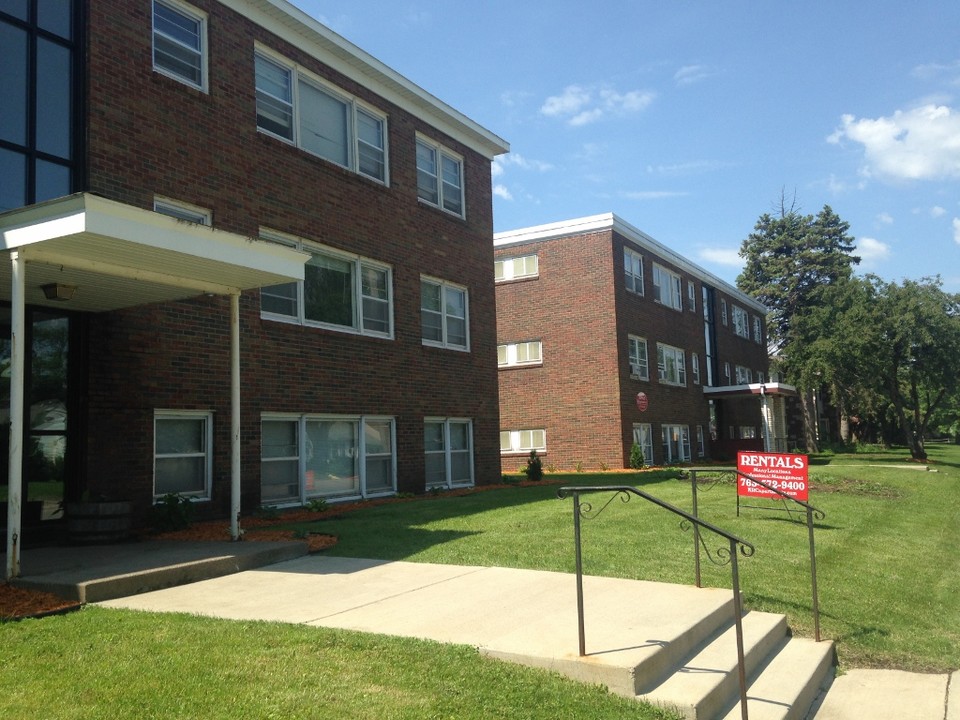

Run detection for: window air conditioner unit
[[630, 364, 643, 376]]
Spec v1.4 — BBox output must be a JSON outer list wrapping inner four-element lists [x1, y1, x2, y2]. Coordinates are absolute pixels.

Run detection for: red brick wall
[[81, 0, 500, 517], [495, 228, 769, 471]]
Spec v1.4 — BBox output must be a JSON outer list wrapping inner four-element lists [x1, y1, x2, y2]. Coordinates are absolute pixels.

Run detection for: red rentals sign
[[737, 451, 809, 501]]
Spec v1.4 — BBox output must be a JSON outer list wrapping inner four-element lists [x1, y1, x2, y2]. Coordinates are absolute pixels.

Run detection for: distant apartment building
[[1, 0, 508, 574], [495, 214, 783, 472]]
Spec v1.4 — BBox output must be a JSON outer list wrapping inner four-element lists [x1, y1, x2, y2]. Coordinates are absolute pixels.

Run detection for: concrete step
[[718, 636, 836, 720], [639, 610, 789, 719]]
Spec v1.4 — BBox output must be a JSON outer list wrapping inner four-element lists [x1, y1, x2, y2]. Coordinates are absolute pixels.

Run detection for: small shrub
[[574, 461, 584, 473], [153, 493, 193, 531], [599, 461, 609, 471], [630, 442, 645, 469], [524, 450, 544, 482], [546, 463, 557, 473], [306, 498, 328, 513], [502, 474, 521, 486]]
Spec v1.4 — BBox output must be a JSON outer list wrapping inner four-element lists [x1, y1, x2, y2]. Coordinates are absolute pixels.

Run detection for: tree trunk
[[800, 388, 820, 453]]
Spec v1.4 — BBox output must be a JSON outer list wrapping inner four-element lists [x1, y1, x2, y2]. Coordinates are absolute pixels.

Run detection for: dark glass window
[[36, 38, 72, 159], [0, 0, 28, 21], [37, 0, 71, 39], [0, 22, 27, 145], [0, 148, 27, 212], [35, 160, 70, 203]]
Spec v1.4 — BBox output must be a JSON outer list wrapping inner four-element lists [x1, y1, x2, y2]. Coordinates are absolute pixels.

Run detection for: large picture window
[[661, 424, 691, 463], [421, 277, 468, 350], [154, 411, 212, 499], [255, 50, 387, 183], [416, 137, 464, 217], [261, 233, 393, 338], [261, 415, 396, 503], [152, 0, 207, 91], [425, 419, 474, 488]]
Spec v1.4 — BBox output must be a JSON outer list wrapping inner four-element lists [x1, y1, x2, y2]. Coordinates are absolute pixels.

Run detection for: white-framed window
[[261, 232, 393, 338], [687, 281, 696, 312], [661, 424, 691, 463], [154, 410, 212, 499], [421, 277, 469, 351], [735, 365, 753, 384], [152, 0, 207, 91], [254, 49, 388, 184], [724, 361, 731, 383], [696, 425, 706, 457], [624, 247, 644, 295], [498, 340, 542, 367], [732, 305, 750, 339], [753, 316, 762, 344], [758, 371, 765, 383], [496, 255, 538, 282], [261, 415, 396, 503], [721, 299, 728, 325], [500, 428, 546, 454], [692, 352, 701, 385], [425, 418, 474, 488], [416, 136, 464, 217], [632, 424, 654, 467], [628, 335, 649, 379], [740, 426, 757, 440], [657, 343, 686, 386], [154, 197, 210, 225], [652, 264, 682, 310]]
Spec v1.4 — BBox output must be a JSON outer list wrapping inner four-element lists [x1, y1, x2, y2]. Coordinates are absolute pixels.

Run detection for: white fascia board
[[494, 212, 768, 314], [228, 0, 509, 160]]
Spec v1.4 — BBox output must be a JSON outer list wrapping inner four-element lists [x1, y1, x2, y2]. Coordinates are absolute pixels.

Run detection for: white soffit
[[0, 194, 309, 313], [231, 0, 509, 160]]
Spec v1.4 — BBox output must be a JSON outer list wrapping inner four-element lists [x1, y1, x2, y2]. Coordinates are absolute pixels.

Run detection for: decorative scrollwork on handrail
[[680, 517, 756, 566], [572, 488, 631, 520]]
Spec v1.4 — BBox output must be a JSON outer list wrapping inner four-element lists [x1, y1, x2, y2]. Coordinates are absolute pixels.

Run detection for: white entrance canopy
[[703, 382, 798, 454], [1, 193, 310, 578]]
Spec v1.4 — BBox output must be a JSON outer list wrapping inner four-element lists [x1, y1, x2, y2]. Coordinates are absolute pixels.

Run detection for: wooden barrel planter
[[66, 501, 133, 544]]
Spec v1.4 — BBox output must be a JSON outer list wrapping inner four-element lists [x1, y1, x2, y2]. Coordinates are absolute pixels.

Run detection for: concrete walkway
[[94, 555, 955, 720]]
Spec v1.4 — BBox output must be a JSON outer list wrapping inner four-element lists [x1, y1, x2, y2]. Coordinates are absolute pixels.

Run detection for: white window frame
[[732, 305, 750, 339], [260, 230, 393, 339], [500, 428, 546, 455], [687, 281, 696, 312], [624, 247, 644, 295], [496, 254, 539, 282], [696, 425, 706, 457], [261, 414, 397, 504], [652, 264, 683, 310], [740, 426, 757, 440], [254, 47, 389, 185], [632, 424, 654, 467], [753, 315, 762, 344], [721, 299, 728, 325], [154, 197, 211, 225], [416, 135, 465, 218], [692, 352, 701, 385], [628, 335, 649, 379], [724, 362, 731, 383], [154, 410, 213, 500], [657, 343, 687, 386], [426, 418, 474, 488], [152, 0, 208, 92], [421, 276, 469, 351], [735, 365, 753, 384], [661, 424, 691, 463], [498, 340, 542, 368]]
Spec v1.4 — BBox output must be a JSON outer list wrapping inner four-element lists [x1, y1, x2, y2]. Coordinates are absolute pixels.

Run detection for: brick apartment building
[[1, 0, 508, 575], [494, 214, 783, 473]]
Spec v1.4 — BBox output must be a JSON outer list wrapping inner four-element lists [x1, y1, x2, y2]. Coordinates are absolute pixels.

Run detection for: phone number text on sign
[[737, 451, 809, 501]]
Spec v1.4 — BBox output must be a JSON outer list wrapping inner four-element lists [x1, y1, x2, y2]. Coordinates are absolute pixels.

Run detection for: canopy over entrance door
[[1, 193, 309, 578]]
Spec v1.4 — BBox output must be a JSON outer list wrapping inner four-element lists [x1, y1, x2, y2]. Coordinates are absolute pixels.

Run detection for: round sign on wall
[[636, 392, 649, 412]]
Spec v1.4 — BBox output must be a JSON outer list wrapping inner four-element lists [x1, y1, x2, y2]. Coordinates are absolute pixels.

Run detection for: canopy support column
[[6, 252, 26, 580], [230, 291, 241, 541]]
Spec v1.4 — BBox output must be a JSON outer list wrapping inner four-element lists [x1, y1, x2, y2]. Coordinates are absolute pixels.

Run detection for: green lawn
[[290, 443, 960, 672]]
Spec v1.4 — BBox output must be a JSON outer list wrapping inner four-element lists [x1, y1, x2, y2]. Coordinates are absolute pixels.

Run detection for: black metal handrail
[[684, 467, 826, 642], [558, 484, 754, 720]]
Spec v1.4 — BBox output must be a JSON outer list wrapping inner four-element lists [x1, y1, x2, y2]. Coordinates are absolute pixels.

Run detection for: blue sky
[[295, 0, 960, 291]]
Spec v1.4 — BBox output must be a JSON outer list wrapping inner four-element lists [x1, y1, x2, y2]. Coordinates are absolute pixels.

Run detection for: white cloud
[[912, 60, 960, 85], [492, 153, 554, 179], [877, 212, 894, 225], [828, 105, 960, 181], [954, 218, 960, 245], [493, 184, 513, 201], [541, 84, 654, 126], [856, 237, 891, 263], [647, 160, 726, 176], [698, 247, 742, 266], [674, 65, 713, 86], [931, 206, 947, 217]]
